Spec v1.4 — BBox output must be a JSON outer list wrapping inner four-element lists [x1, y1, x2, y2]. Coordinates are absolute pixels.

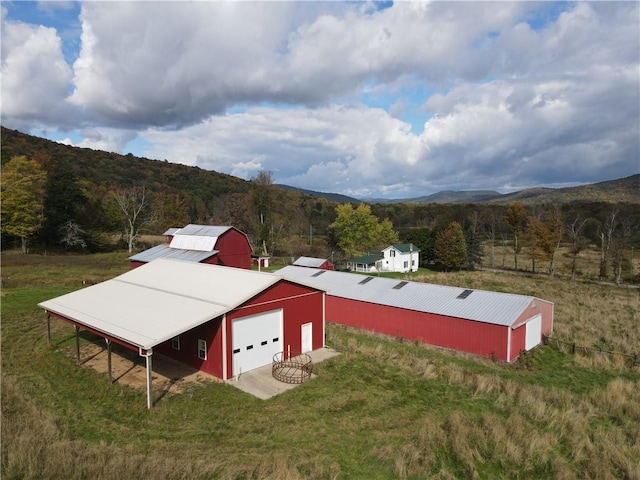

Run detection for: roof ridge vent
[[457, 289, 474, 299]]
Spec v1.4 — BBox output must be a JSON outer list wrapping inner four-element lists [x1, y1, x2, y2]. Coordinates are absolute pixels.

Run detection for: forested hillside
[[1, 127, 339, 257], [2, 126, 639, 284]]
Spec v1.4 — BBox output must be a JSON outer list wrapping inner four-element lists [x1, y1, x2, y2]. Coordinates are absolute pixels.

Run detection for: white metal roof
[[293, 256, 330, 268], [129, 243, 218, 263], [169, 234, 218, 251], [39, 259, 283, 350], [275, 266, 535, 327], [176, 224, 233, 237]]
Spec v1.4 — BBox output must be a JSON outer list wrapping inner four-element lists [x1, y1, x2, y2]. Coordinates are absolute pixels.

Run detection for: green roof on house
[[390, 243, 421, 253], [348, 252, 382, 265]]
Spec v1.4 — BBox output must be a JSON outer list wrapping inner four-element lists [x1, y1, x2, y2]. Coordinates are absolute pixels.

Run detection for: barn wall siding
[[215, 230, 252, 270], [155, 318, 224, 378], [326, 296, 510, 361], [509, 324, 527, 361], [223, 281, 324, 379]]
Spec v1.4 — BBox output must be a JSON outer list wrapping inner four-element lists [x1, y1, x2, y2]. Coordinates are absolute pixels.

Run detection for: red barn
[[292, 256, 335, 271], [39, 259, 325, 407], [277, 266, 553, 362], [130, 225, 252, 269]]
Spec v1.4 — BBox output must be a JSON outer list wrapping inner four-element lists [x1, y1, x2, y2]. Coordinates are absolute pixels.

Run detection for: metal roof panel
[[129, 244, 217, 263], [293, 256, 329, 268], [275, 266, 533, 327], [39, 259, 284, 349]]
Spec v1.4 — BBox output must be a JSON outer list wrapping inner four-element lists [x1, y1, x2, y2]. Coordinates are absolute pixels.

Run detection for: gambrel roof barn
[[129, 225, 252, 269]]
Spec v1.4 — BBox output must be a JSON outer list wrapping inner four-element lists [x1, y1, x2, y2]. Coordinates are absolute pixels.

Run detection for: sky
[[1, 1, 639, 199]]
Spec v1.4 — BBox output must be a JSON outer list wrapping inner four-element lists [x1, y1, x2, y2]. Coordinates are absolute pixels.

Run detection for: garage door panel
[[232, 310, 282, 375]]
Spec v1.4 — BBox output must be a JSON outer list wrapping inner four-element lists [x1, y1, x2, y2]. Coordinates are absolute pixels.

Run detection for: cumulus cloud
[[1, 1, 638, 197], [1, 8, 76, 130]]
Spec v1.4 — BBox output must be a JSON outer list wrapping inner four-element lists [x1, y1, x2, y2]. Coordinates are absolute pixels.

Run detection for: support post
[[141, 348, 153, 409], [46, 315, 51, 345], [75, 325, 80, 363], [105, 339, 112, 384]]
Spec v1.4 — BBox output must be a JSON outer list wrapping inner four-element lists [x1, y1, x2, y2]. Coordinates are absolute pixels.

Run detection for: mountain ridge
[[2, 126, 638, 205]]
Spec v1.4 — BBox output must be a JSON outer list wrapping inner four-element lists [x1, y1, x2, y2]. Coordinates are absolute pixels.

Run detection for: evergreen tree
[[434, 222, 467, 271], [39, 159, 88, 249]]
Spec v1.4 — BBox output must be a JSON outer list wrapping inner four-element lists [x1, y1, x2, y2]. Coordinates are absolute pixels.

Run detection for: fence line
[[543, 335, 639, 367]]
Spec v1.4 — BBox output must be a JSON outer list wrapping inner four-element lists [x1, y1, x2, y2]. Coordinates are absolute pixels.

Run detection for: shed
[[293, 256, 335, 271], [276, 266, 553, 362], [130, 225, 252, 269], [39, 259, 325, 407]]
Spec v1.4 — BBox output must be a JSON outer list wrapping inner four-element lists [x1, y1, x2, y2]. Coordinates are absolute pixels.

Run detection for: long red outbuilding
[[277, 266, 553, 362]]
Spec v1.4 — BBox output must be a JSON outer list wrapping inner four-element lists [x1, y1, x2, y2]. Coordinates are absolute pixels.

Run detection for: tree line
[[1, 150, 639, 284]]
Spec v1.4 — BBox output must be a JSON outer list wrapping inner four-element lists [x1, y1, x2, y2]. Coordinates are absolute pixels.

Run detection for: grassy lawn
[[1, 251, 639, 479]]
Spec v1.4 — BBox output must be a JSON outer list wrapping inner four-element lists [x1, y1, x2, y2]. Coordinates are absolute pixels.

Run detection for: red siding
[[223, 281, 324, 379], [326, 296, 510, 361], [47, 311, 142, 353], [215, 229, 252, 270], [509, 324, 527, 362], [130, 261, 144, 269], [155, 318, 224, 378]]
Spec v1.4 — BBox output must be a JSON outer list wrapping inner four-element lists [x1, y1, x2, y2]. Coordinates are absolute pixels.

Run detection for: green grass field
[[1, 251, 638, 479]]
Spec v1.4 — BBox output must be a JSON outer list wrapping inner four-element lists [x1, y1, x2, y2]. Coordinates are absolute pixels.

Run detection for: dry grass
[[2, 251, 639, 479]]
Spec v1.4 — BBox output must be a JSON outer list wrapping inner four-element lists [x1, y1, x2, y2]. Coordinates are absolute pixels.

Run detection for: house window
[[390, 250, 396, 257], [403, 261, 408, 268], [197, 339, 207, 360], [171, 336, 180, 350], [412, 260, 415, 266]]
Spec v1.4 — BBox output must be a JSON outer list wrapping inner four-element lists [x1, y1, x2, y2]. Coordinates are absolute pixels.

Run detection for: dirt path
[[77, 341, 219, 399]]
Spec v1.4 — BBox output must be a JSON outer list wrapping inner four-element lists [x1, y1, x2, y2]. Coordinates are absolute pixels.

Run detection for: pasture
[[1, 251, 638, 479]]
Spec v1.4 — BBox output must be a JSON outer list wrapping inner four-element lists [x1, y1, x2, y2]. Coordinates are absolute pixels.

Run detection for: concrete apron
[[226, 347, 341, 400]]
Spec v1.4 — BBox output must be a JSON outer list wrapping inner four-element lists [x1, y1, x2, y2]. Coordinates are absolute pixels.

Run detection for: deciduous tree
[[0, 156, 47, 253], [330, 203, 399, 257], [111, 186, 153, 253], [504, 202, 526, 270], [567, 214, 589, 280]]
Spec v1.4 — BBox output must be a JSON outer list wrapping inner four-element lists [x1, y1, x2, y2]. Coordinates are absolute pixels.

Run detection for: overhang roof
[[276, 266, 538, 327], [39, 259, 286, 350], [347, 252, 382, 265]]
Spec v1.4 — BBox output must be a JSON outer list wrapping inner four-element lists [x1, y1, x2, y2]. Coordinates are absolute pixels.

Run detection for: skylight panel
[[393, 281, 409, 290], [311, 270, 325, 277], [358, 277, 374, 285], [457, 289, 474, 299]]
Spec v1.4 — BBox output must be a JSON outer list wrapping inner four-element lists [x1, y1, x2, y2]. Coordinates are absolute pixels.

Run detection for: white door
[[525, 314, 542, 350], [301, 322, 313, 354], [232, 309, 283, 376]]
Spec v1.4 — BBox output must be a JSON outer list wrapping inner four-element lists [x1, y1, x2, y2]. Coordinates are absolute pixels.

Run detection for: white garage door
[[232, 309, 283, 376], [525, 314, 542, 350]]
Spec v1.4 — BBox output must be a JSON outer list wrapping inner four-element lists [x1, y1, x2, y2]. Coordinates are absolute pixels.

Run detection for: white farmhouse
[[376, 243, 420, 273]]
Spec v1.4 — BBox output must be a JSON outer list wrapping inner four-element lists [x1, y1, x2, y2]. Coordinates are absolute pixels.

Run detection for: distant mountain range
[[283, 174, 640, 205]]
